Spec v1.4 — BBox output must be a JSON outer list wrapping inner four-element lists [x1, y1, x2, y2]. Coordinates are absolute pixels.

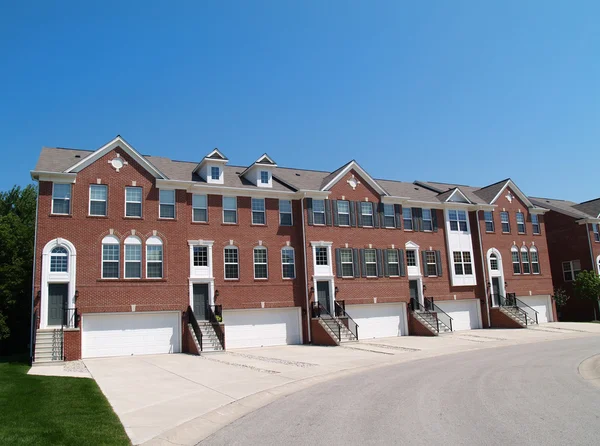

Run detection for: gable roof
[[473, 179, 509, 204], [205, 149, 228, 160], [573, 198, 600, 219], [439, 188, 473, 204], [529, 197, 591, 219], [239, 153, 278, 177], [320, 160, 389, 196]]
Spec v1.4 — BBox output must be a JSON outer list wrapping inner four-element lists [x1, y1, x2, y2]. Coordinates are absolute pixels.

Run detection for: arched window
[[489, 253, 498, 271], [530, 246, 540, 274], [282, 247, 296, 279], [511, 247, 521, 274], [50, 246, 68, 273], [253, 247, 268, 279], [521, 247, 530, 274], [124, 236, 142, 279], [224, 246, 239, 279], [102, 235, 120, 279], [146, 236, 163, 279]]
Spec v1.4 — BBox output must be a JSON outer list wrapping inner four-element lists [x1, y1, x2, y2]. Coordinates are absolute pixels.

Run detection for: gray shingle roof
[[573, 199, 600, 219], [529, 197, 591, 219], [34, 147, 92, 172]]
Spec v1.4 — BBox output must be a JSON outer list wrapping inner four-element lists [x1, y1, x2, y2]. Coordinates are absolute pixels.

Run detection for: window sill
[[222, 223, 239, 226], [96, 278, 167, 283], [250, 224, 267, 227], [224, 278, 240, 281], [49, 213, 72, 218], [253, 278, 268, 281], [191, 221, 209, 225], [88, 215, 109, 219], [485, 231, 495, 234], [124, 216, 143, 220], [158, 218, 177, 222]]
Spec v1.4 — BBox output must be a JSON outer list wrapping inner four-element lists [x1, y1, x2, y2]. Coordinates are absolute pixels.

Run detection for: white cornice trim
[[156, 179, 299, 198], [321, 161, 388, 196], [446, 188, 473, 204], [489, 179, 534, 208], [30, 171, 77, 183], [577, 218, 600, 225]]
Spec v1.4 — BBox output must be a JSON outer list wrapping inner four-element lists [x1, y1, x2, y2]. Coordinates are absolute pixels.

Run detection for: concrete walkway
[[80, 322, 600, 445]]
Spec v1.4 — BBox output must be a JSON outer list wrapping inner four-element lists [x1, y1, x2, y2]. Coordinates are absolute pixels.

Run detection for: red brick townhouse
[[29, 136, 556, 363], [529, 196, 600, 321]]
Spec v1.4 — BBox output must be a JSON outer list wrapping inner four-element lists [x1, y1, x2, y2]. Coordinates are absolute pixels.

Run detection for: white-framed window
[[403, 207, 413, 230], [211, 166, 220, 180], [422, 209, 433, 231], [453, 251, 473, 275], [224, 246, 239, 279], [253, 247, 268, 279], [102, 235, 120, 279], [252, 198, 266, 225], [425, 251, 438, 276], [562, 260, 581, 282], [223, 197, 238, 224], [260, 171, 269, 184], [484, 211, 494, 232], [146, 236, 163, 279], [530, 247, 540, 274], [594, 223, 600, 242], [282, 248, 296, 279], [193, 246, 208, 267], [315, 247, 328, 265], [449, 210, 468, 231], [383, 204, 395, 228], [387, 250, 400, 276], [511, 247, 521, 274], [338, 200, 350, 226], [313, 199, 326, 225], [501, 212, 510, 233], [52, 183, 71, 215], [521, 247, 530, 274], [89, 184, 107, 216], [489, 253, 499, 270], [364, 249, 377, 277], [340, 249, 354, 277], [406, 250, 417, 267], [192, 194, 208, 222], [50, 247, 68, 272], [360, 202, 374, 227], [516, 212, 526, 234], [159, 190, 175, 219], [124, 236, 142, 279], [125, 186, 142, 218], [279, 200, 292, 226], [532, 214, 540, 235]]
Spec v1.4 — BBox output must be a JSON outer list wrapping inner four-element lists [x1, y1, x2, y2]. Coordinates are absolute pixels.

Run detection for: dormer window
[[211, 166, 220, 180], [260, 171, 269, 184]]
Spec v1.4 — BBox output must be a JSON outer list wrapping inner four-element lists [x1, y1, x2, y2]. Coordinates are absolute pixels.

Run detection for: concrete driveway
[[83, 323, 600, 445]]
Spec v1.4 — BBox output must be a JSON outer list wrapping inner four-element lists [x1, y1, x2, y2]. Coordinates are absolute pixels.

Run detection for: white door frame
[[487, 248, 505, 307]]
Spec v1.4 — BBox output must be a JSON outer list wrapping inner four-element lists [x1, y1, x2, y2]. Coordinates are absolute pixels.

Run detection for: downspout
[[301, 194, 311, 343], [477, 209, 491, 327], [585, 223, 600, 319], [29, 184, 40, 364]]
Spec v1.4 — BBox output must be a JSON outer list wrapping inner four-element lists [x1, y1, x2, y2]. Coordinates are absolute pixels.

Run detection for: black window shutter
[[394, 204, 402, 229], [306, 198, 313, 225], [412, 208, 419, 232], [422, 251, 429, 277], [332, 200, 339, 226], [373, 202, 380, 228], [325, 200, 332, 226], [360, 249, 366, 277], [357, 202, 363, 228], [350, 201, 357, 227], [399, 249, 406, 277], [353, 248, 360, 277], [335, 248, 342, 278], [383, 249, 390, 277], [414, 208, 424, 232], [432, 209, 439, 232], [435, 250, 443, 277], [376, 249, 384, 277]]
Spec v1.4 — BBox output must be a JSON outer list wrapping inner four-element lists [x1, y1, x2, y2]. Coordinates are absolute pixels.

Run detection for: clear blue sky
[[1, 1, 598, 201]]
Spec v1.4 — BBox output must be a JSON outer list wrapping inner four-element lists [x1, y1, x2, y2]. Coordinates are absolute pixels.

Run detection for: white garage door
[[82, 312, 180, 358], [519, 296, 551, 324], [223, 308, 302, 349], [434, 300, 481, 331], [345, 303, 407, 339]]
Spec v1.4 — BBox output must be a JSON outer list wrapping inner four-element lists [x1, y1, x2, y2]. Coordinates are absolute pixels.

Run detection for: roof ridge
[[43, 146, 93, 152]]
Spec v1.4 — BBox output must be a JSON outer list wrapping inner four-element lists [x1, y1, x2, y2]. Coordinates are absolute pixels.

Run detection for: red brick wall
[[407, 313, 436, 336], [489, 308, 524, 329], [310, 319, 338, 346], [63, 329, 81, 361]]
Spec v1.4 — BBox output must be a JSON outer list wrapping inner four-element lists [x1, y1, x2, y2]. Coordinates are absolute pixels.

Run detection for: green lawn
[[0, 356, 130, 445]]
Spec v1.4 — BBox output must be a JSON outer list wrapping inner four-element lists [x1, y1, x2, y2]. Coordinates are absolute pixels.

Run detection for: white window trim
[[253, 246, 268, 280], [340, 248, 354, 278], [530, 246, 540, 275], [260, 171, 269, 184], [403, 207, 413, 231], [511, 247, 521, 275], [224, 245, 239, 280], [279, 199, 293, 226], [51, 182, 71, 215], [192, 194, 208, 223], [484, 211, 495, 232], [360, 202, 374, 227], [422, 209, 433, 232], [211, 166, 220, 181], [425, 250, 438, 277], [125, 186, 143, 218], [124, 236, 142, 279], [449, 209, 468, 232], [387, 249, 400, 277], [159, 189, 176, 219], [516, 212, 526, 234], [88, 184, 107, 217], [383, 204, 395, 228], [223, 196, 238, 224], [338, 200, 351, 227], [101, 235, 120, 279], [501, 212, 511, 233], [188, 240, 214, 279], [520, 247, 530, 274], [251, 198, 266, 225], [193, 245, 209, 267], [562, 260, 580, 282], [281, 247, 296, 279], [146, 236, 164, 279], [311, 241, 333, 276], [532, 214, 540, 235], [312, 199, 326, 226], [453, 251, 473, 276], [364, 248, 377, 277]]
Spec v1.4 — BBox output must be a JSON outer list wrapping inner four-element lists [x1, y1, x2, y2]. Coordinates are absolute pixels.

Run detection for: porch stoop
[[33, 329, 64, 364]]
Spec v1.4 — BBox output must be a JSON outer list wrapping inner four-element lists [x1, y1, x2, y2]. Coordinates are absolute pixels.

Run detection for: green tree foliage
[[573, 270, 600, 318], [551, 287, 570, 308], [0, 185, 36, 353]]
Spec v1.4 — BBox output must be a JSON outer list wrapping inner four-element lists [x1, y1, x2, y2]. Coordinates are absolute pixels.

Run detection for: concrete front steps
[[33, 329, 64, 364], [500, 306, 537, 328], [412, 311, 451, 336], [318, 317, 357, 344], [189, 320, 225, 354]]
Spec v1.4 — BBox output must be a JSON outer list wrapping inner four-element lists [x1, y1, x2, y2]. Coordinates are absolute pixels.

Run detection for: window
[[252, 198, 266, 225], [159, 190, 175, 219], [338, 201, 350, 226], [224, 247, 239, 279], [260, 171, 269, 184], [279, 200, 292, 226], [530, 247, 540, 274], [484, 211, 494, 232], [315, 247, 328, 265], [364, 249, 377, 277], [562, 260, 581, 282], [425, 251, 438, 276], [501, 212, 510, 233], [512, 248, 521, 274], [453, 251, 472, 275], [521, 247, 530, 274], [50, 247, 68, 272], [282, 248, 296, 279], [52, 183, 71, 215], [516, 212, 526, 234], [211, 166, 220, 180], [223, 197, 237, 223], [146, 237, 163, 278], [192, 194, 208, 222], [253, 247, 268, 279], [387, 250, 400, 276], [406, 250, 416, 267], [125, 187, 142, 218], [124, 236, 142, 279], [313, 199, 325, 225], [193, 246, 208, 267], [89, 185, 107, 216], [383, 204, 395, 228], [340, 249, 354, 277], [403, 207, 413, 230], [102, 236, 120, 279], [449, 210, 468, 231], [532, 214, 540, 235], [360, 202, 374, 227], [490, 253, 498, 270], [594, 224, 600, 242], [422, 209, 433, 231]]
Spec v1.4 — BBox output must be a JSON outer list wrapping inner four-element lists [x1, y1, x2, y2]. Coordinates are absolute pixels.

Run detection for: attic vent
[[295, 173, 301, 176], [74, 155, 81, 158], [235, 172, 241, 175], [414, 187, 419, 190], [546, 200, 550, 203]]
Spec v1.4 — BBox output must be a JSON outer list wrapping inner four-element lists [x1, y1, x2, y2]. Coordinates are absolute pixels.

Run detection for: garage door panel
[[434, 300, 481, 331], [223, 308, 301, 349], [519, 296, 550, 323], [345, 303, 406, 339]]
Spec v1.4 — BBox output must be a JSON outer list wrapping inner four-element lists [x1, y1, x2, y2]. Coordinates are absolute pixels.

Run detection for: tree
[[0, 185, 37, 354], [552, 287, 570, 308], [573, 270, 600, 320]]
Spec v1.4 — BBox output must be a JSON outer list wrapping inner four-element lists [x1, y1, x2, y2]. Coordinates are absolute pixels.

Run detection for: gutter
[[586, 223, 595, 270], [29, 186, 40, 364], [476, 209, 491, 327], [300, 194, 311, 343]]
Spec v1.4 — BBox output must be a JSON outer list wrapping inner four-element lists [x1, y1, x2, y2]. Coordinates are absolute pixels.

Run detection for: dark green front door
[[492, 277, 500, 306], [317, 281, 330, 314], [409, 280, 419, 305], [193, 284, 209, 320], [48, 283, 68, 326]]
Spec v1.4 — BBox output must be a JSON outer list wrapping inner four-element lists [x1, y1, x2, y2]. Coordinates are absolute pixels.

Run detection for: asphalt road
[[201, 336, 600, 446]]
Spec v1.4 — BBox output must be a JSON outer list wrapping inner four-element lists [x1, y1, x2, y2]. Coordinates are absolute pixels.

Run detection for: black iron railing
[[426, 297, 453, 332], [311, 301, 341, 342], [208, 304, 225, 350], [334, 300, 359, 340], [496, 293, 530, 325], [514, 296, 539, 325], [411, 297, 440, 333], [187, 306, 203, 352], [31, 310, 39, 364], [64, 307, 78, 328]]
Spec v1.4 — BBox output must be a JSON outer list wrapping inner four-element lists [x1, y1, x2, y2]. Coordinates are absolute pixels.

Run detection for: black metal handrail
[[208, 304, 225, 350], [513, 296, 539, 325], [187, 305, 203, 352], [497, 293, 529, 325], [426, 297, 453, 332], [311, 301, 341, 342], [410, 297, 439, 332], [31, 310, 39, 364], [64, 307, 78, 328], [334, 300, 359, 340]]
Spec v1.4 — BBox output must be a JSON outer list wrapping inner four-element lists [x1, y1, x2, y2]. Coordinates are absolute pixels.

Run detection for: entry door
[[193, 284, 209, 320], [316, 281, 331, 315], [409, 280, 420, 308], [48, 283, 68, 326], [491, 278, 501, 307]]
